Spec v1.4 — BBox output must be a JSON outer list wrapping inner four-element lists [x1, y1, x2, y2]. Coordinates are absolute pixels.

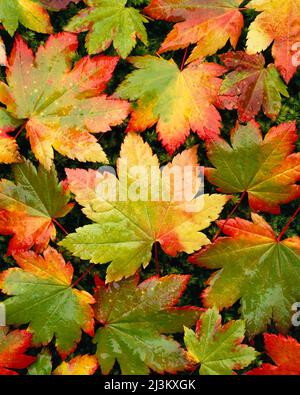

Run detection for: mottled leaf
[[116, 56, 226, 154], [28, 349, 98, 375], [0, 159, 73, 255], [0, 33, 130, 169], [93, 274, 201, 374], [189, 214, 300, 336], [0, 247, 95, 357], [27, 349, 52, 375], [60, 133, 228, 282], [205, 120, 300, 214], [219, 51, 288, 122]]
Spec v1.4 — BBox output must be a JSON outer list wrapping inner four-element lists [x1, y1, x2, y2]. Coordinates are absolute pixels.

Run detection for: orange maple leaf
[[144, 0, 244, 63], [248, 334, 300, 375], [0, 328, 35, 375], [247, 0, 300, 83]]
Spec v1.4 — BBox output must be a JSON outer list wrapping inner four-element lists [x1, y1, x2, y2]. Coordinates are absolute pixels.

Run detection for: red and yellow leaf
[[0, 108, 22, 164], [144, 0, 244, 62], [0, 133, 21, 164], [246, 0, 300, 83], [248, 334, 300, 375], [0, 160, 73, 255], [0, 328, 35, 375], [53, 355, 98, 375], [0, 33, 130, 169], [60, 133, 229, 282], [116, 56, 226, 154]]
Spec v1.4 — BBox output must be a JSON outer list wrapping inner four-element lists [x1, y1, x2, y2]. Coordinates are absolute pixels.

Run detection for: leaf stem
[[212, 191, 246, 242], [180, 47, 189, 71], [52, 218, 68, 235], [15, 123, 26, 139], [277, 206, 300, 242], [71, 263, 94, 288]]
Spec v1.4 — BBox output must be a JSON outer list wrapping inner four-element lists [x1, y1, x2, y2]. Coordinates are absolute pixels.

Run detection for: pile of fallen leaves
[[0, 0, 299, 376]]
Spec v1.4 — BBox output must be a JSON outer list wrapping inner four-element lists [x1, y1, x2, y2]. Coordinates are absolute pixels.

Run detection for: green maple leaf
[[65, 0, 148, 58], [0, 247, 95, 357], [0, 0, 52, 35], [93, 275, 201, 375], [27, 349, 52, 376], [184, 307, 258, 375], [205, 120, 300, 214], [190, 214, 300, 336], [0, 159, 73, 255]]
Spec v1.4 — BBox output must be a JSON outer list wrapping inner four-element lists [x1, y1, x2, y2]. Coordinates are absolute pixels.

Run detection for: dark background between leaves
[[0, 0, 299, 374]]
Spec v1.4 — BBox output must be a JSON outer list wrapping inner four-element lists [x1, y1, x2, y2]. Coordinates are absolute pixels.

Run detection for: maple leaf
[[246, 0, 300, 83], [0, 136, 21, 165], [0, 0, 52, 36], [53, 355, 98, 375], [205, 120, 300, 214], [184, 307, 257, 375], [0, 33, 130, 170], [248, 334, 300, 375], [0, 328, 35, 375], [116, 56, 226, 154], [0, 159, 73, 255], [40, 0, 81, 10], [189, 214, 300, 336], [0, 247, 95, 358], [219, 51, 289, 122], [0, 106, 23, 164], [27, 349, 97, 375], [60, 133, 228, 282], [93, 274, 201, 375], [27, 349, 53, 375], [144, 0, 244, 63], [65, 0, 148, 59]]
